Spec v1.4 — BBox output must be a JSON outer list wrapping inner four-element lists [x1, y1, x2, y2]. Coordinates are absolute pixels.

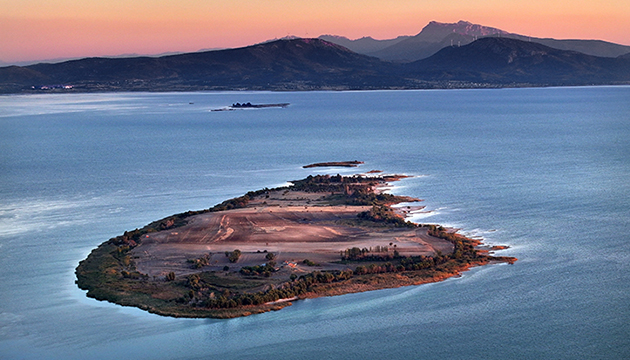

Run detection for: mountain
[[362, 20, 509, 61], [322, 20, 630, 62], [0, 39, 409, 93], [406, 37, 630, 85], [318, 35, 411, 54], [2, 37, 630, 93], [0, 66, 53, 93]]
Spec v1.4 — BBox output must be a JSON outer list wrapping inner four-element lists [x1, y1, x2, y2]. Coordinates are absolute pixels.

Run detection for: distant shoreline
[[0, 83, 578, 95], [5, 84, 630, 96]]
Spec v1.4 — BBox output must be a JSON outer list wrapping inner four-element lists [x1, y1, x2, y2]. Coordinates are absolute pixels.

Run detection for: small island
[[211, 102, 290, 111], [231, 102, 290, 108], [303, 161, 364, 168], [76, 171, 516, 318]]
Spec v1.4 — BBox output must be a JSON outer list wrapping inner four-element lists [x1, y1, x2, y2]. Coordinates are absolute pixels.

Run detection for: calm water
[[0, 88, 628, 359]]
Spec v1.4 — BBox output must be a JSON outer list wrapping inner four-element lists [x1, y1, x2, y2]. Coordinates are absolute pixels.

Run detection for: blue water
[[0, 88, 628, 359]]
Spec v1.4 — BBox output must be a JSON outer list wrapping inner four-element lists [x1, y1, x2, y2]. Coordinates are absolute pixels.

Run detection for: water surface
[[0, 87, 628, 359]]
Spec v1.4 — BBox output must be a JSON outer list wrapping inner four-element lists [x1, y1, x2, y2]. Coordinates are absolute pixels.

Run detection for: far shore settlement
[[76, 165, 516, 318]]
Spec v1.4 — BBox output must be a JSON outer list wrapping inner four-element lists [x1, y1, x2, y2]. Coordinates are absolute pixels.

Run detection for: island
[[303, 161, 364, 168], [231, 102, 290, 108], [211, 102, 290, 111], [76, 171, 516, 318]]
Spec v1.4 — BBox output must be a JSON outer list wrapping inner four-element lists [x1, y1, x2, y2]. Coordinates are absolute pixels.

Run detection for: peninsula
[[76, 171, 516, 318]]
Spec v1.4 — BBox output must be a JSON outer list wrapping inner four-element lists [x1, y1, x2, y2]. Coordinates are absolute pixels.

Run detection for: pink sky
[[1, 0, 629, 64]]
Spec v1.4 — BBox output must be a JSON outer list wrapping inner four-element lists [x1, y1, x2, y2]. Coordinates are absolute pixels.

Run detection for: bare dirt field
[[131, 189, 453, 278]]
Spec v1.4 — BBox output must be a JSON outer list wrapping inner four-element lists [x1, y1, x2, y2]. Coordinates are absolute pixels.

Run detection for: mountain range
[[406, 37, 630, 84], [1, 20, 629, 94], [320, 20, 630, 61]]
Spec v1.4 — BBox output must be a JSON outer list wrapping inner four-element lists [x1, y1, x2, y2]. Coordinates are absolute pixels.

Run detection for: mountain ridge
[[318, 34, 411, 55], [1, 36, 629, 94], [322, 20, 630, 62], [0, 39, 407, 93], [406, 37, 630, 84]]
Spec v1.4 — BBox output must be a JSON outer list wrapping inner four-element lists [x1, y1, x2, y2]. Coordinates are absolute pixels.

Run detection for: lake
[[0, 87, 628, 359]]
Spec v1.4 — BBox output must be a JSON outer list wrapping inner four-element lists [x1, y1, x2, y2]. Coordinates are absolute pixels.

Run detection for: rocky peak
[[420, 20, 509, 40]]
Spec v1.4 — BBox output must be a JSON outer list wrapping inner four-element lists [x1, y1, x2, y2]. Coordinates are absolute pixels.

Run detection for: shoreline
[[4, 84, 629, 97], [75, 171, 516, 319], [7, 83, 630, 96]]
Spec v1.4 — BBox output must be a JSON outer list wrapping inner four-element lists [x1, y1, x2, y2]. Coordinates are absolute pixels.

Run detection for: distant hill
[[1, 37, 629, 93], [322, 20, 630, 62], [405, 37, 630, 85], [318, 35, 411, 54], [0, 39, 408, 93], [530, 38, 630, 58], [0, 66, 52, 93]]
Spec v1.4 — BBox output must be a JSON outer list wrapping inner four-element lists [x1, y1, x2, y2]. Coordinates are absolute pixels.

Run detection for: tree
[[265, 252, 276, 261], [166, 272, 176, 281], [228, 249, 242, 263], [344, 247, 363, 260], [355, 265, 367, 275]]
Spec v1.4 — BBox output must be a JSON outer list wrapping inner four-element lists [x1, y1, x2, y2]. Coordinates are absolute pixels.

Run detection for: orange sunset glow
[[1, 0, 629, 64]]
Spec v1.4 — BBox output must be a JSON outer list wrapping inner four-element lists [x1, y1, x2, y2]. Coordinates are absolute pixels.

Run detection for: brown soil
[[131, 189, 453, 278]]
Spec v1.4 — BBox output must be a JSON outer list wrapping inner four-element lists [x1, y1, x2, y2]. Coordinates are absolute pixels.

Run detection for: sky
[[2, 0, 629, 64]]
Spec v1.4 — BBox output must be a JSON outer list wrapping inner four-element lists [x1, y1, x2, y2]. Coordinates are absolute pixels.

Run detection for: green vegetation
[[356, 204, 415, 227], [226, 250, 242, 263], [239, 261, 276, 277], [208, 187, 286, 212], [340, 246, 399, 261], [291, 174, 412, 206], [188, 254, 211, 269]]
